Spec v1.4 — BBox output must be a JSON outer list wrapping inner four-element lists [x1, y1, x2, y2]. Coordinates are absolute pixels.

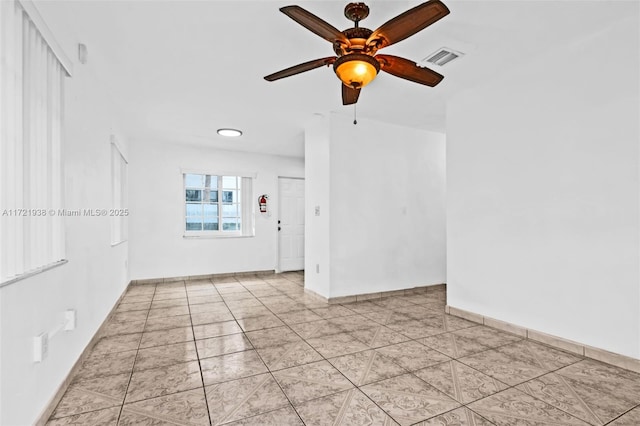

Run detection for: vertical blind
[[0, 0, 66, 284], [240, 177, 254, 236], [110, 141, 128, 245]]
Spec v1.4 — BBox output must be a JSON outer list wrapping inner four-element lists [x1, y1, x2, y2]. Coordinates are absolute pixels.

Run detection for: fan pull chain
[[353, 104, 357, 125]]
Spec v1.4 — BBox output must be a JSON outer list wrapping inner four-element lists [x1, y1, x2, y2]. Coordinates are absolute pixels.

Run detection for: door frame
[[276, 176, 305, 273]]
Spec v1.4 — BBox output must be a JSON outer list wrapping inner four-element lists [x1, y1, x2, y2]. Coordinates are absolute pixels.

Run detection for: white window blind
[[0, 0, 68, 284], [110, 141, 128, 245]]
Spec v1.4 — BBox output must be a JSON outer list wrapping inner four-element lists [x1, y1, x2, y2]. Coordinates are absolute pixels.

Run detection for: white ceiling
[[38, 0, 632, 158]]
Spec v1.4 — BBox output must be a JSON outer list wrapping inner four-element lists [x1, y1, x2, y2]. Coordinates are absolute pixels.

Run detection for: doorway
[[278, 177, 305, 272]]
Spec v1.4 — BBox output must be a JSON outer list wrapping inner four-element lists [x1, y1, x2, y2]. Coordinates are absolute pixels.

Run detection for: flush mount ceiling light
[[217, 128, 243, 137]]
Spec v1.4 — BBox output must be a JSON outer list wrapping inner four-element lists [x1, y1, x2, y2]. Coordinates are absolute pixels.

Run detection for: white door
[[278, 177, 305, 272]]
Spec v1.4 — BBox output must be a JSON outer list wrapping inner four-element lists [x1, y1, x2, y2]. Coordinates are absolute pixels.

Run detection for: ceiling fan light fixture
[[265, 1, 451, 105], [217, 128, 243, 137], [333, 54, 379, 89]]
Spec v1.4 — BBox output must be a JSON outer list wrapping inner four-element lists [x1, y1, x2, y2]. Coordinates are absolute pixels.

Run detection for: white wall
[[129, 141, 304, 280], [0, 4, 130, 423], [446, 11, 640, 358], [305, 113, 447, 299], [304, 116, 332, 297]]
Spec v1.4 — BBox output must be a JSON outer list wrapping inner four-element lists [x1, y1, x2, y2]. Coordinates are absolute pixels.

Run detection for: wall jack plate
[[34, 332, 49, 363], [64, 309, 77, 331]]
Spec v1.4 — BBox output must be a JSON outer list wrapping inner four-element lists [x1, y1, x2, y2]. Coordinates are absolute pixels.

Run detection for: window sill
[[183, 234, 254, 239], [0, 259, 69, 289]]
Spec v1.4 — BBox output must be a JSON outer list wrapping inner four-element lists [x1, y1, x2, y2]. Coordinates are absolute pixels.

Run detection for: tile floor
[[47, 272, 640, 425]]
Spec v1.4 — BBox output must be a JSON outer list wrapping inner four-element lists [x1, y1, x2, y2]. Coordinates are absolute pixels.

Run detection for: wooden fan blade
[[264, 57, 337, 81], [342, 84, 361, 105], [377, 54, 444, 86], [281, 6, 350, 46], [366, 0, 449, 50]]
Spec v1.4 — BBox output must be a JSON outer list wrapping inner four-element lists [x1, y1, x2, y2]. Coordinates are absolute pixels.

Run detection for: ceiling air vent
[[423, 48, 464, 67]]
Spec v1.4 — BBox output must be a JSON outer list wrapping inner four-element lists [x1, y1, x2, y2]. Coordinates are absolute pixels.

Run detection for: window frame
[[182, 170, 255, 238]]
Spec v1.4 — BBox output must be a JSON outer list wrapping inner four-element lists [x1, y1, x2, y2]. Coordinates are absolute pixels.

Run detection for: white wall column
[[305, 113, 447, 299]]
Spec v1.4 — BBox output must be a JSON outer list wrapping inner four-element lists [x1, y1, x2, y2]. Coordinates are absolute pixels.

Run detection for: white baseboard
[[446, 304, 640, 374]]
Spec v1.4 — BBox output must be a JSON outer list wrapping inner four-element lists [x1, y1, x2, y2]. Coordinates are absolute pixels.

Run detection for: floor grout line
[[115, 282, 157, 425], [183, 279, 216, 426], [46, 276, 640, 425]]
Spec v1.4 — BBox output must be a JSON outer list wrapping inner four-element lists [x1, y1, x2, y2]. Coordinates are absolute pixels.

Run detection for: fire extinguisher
[[258, 194, 268, 213]]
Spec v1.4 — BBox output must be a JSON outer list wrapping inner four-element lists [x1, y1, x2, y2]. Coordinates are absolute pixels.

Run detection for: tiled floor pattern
[[47, 272, 640, 425]]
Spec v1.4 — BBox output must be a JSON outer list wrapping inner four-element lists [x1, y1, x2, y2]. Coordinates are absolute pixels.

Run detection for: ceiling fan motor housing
[[341, 27, 374, 53]]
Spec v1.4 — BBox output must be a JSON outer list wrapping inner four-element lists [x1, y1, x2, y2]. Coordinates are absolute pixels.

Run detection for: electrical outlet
[[34, 332, 49, 363], [64, 309, 77, 331], [316, 264, 320, 273], [315, 206, 320, 216]]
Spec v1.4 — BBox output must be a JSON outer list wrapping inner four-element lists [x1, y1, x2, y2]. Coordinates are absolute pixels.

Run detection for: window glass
[[186, 189, 202, 202], [222, 191, 235, 203], [222, 176, 237, 188], [205, 175, 218, 189], [222, 204, 238, 217], [185, 174, 203, 187], [184, 173, 249, 236], [222, 218, 239, 231], [203, 217, 219, 230], [186, 203, 202, 216], [203, 204, 218, 216], [186, 218, 203, 231]]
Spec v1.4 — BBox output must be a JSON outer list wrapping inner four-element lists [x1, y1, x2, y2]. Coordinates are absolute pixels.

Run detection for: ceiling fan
[[264, 0, 450, 105]]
